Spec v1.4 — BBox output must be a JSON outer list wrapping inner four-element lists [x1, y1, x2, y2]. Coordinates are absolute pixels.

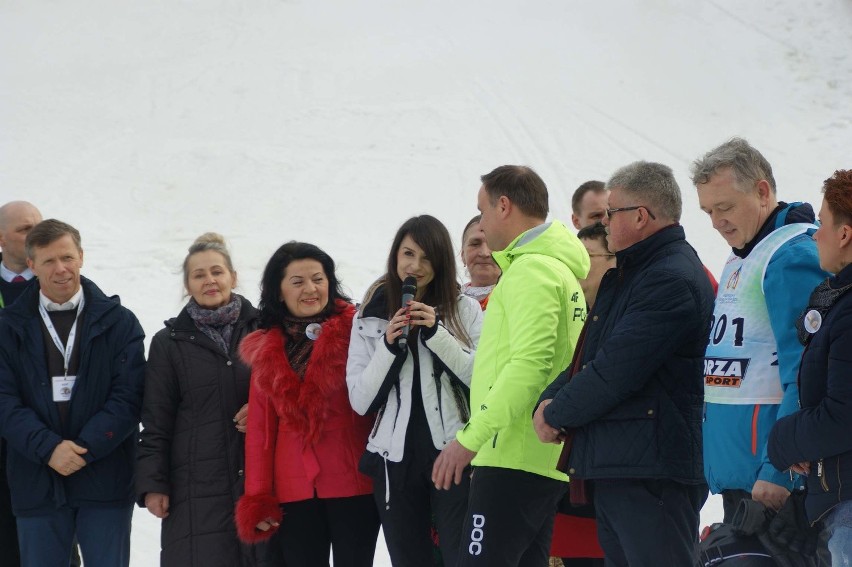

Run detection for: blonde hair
[[182, 232, 236, 289]]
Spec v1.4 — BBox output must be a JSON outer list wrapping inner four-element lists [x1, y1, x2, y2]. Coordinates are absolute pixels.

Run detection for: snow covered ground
[[2, 0, 851, 564]]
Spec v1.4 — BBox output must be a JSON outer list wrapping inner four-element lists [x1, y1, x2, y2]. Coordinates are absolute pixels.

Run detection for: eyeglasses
[[605, 205, 656, 220]]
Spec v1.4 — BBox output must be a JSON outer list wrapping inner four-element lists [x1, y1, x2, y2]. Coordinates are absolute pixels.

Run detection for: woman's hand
[[256, 518, 280, 531], [234, 403, 248, 433], [385, 307, 410, 345], [145, 492, 170, 519], [407, 301, 437, 328]]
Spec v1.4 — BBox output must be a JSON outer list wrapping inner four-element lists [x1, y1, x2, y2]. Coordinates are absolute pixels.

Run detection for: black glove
[[731, 496, 818, 567], [756, 531, 817, 567], [767, 490, 820, 557], [731, 499, 772, 536]]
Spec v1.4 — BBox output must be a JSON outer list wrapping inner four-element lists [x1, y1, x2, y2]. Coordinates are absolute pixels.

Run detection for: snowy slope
[[2, 1, 851, 564]]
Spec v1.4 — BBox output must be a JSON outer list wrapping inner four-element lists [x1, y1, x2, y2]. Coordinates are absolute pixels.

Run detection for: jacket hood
[[492, 220, 590, 280]]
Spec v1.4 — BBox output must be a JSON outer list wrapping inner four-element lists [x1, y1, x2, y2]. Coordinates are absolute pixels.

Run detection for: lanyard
[[38, 295, 86, 376]]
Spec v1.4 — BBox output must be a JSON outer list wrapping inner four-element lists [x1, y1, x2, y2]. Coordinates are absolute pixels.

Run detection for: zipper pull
[[817, 459, 830, 492]]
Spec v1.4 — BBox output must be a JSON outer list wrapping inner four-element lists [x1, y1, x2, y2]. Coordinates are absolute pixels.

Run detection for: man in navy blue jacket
[[0, 200, 43, 567], [535, 161, 715, 565], [0, 219, 145, 567]]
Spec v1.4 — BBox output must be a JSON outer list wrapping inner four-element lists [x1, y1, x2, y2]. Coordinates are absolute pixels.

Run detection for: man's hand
[[432, 439, 476, 490], [145, 492, 170, 519], [752, 479, 790, 512], [790, 462, 810, 476], [234, 403, 249, 433], [47, 440, 88, 476], [533, 399, 562, 444]]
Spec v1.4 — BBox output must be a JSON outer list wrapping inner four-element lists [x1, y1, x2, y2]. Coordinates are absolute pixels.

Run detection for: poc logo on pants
[[468, 514, 485, 556]]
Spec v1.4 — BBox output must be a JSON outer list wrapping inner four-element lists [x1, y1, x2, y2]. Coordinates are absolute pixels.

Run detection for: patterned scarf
[[282, 312, 327, 378], [186, 294, 243, 354], [463, 283, 494, 302]]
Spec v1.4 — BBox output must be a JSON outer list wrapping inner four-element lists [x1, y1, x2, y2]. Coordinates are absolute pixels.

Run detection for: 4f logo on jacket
[[704, 357, 750, 388]]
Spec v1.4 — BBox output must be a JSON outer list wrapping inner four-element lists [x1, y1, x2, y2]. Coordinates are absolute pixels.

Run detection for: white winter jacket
[[346, 289, 482, 463]]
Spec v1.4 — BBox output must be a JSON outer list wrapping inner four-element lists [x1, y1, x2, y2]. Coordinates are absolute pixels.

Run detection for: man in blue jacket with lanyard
[[692, 138, 829, 522], [0, 219, 145, 567]]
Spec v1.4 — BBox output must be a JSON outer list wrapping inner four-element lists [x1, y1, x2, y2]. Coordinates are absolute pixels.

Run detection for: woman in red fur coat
[[235, 242, 379, 567]]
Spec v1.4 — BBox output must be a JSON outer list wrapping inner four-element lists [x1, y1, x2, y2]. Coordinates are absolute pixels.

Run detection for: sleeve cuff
[[757, 462, 797, 490], [456, 420, 491, 453], [421, 321, 439, 341], [235, 493, 282, 543]]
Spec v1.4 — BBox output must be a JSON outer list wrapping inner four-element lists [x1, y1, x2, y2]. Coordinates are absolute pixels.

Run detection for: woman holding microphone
[[347, 215, 482, 567]]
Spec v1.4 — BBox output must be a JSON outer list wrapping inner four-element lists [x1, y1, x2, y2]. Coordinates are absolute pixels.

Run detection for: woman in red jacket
[[235, 242, 379, 567]]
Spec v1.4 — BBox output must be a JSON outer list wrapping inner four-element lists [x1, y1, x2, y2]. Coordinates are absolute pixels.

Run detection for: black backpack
[[697, 523, 777, 566]]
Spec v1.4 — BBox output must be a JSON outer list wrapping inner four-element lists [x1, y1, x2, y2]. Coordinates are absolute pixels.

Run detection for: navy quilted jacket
[[768, 265, 852, 524], [541, 225, 715, 484]]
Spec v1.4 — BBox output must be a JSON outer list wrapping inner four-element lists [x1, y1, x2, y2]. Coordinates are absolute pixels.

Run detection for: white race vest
[[704, 223, 815, 404]]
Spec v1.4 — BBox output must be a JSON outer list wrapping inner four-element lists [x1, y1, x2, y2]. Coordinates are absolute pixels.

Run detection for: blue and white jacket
[[703, 202, 829, 494]]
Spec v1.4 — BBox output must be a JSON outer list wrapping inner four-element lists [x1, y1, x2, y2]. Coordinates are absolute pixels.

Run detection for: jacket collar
[[167, 294, 257, 332], [165, 295, 258, 355], [733, 201, 816, 259], [832, 264, 852, 289], [238, 300, 355, 444], [3, 275, 118, 336], [615, 223, 685, 270]]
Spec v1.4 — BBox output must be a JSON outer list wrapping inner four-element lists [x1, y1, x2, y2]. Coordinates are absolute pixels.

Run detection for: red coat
[[234, 302, 373, 543]]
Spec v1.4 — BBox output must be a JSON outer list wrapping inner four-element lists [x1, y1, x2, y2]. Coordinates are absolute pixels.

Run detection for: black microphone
[[398, 276, 417, 348]]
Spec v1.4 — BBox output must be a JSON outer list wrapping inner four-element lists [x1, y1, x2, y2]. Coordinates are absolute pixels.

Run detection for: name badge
[[52, 375, 76, 402]]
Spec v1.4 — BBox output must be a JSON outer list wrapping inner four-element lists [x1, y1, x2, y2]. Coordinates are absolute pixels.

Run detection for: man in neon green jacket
[[432, 165, 589, 566]]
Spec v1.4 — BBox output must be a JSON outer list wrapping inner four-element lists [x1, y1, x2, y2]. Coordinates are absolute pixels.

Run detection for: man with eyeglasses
[[534, 161, 715, 565], [692, 138, 828, 525]]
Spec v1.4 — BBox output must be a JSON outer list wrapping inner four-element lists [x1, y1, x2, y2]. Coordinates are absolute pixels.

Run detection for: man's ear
[[571, 214, 581, 230], [839, 225, 852, 249], [755, 179, 773, 205], [497, 195, 512, 219]]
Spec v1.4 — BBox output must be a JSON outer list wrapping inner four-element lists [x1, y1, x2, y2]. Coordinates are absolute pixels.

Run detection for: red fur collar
[[239, 301, 355, 444]]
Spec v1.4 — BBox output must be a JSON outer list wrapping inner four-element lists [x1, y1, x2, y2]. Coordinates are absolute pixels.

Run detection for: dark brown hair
[[363, 215, 471, 348], [258, 241, 350, 330], [480, 165, 549, 220], [571, 180, 606, 215]]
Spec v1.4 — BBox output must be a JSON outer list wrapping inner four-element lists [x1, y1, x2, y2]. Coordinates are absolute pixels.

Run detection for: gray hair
[[606, 161, 682, 222], [182, 232, 235, 288], [689, 137, 776, 194]]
